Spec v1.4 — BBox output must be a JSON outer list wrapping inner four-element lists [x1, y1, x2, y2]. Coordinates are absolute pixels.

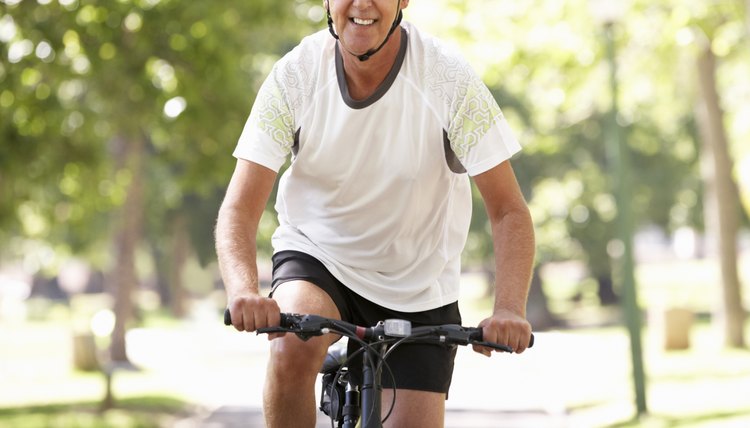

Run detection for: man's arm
[[472, 160, 535, 354], [215, 159, 280, 332]]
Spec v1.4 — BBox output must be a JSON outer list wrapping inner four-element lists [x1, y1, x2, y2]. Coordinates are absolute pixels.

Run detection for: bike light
[[384, 319, 411, 337]]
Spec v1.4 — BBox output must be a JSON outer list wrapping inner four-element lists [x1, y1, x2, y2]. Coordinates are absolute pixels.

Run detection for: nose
[[351, 0, 373, 9]]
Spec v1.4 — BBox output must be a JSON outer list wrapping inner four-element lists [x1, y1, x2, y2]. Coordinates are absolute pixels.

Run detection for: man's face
[[326, 0, 409, 56]]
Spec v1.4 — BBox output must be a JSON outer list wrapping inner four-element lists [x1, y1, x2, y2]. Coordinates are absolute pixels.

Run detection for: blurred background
[[1, 0, 749, 427]]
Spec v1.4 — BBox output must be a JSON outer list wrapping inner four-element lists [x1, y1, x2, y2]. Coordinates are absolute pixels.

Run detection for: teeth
[[353, 18, 375, 25]]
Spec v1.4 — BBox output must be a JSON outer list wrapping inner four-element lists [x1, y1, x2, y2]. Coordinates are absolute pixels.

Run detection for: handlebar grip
[[223, 309, 297, 328], [476, 327, 536, 350]]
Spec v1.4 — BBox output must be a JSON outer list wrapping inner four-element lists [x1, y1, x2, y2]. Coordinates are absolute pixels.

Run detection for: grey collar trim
[[335, 27, 408, 110]]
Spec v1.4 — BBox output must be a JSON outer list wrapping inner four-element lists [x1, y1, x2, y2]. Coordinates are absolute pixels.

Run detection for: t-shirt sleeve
[[233, 66, 295, 172], [447, 68, 521, 177]]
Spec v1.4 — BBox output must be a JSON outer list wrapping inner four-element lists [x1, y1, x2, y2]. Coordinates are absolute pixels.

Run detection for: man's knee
[[267, 334, 331, 382], [381, 389, 445, 428]]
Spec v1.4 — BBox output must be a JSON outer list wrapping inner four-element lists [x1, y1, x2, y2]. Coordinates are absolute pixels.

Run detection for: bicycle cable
[[322, 327, 399, 427]]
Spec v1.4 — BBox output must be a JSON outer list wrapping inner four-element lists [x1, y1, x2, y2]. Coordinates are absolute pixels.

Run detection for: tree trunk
[[109, 136, 146, 362], [597, 273, 619, 306], [695, 43, 746, 349], [527, 264, 560, 330], [169, 213, 189, 318], [151, 243, 172, 309], [149, 212, 189, 318]]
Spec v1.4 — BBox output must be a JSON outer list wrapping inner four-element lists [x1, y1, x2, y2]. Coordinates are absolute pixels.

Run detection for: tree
[[695, 37, 746, 348], [1, 0, 323, 361], [409, 1, 748, 331]]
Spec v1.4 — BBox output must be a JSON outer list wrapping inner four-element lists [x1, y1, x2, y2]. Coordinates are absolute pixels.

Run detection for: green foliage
[[1, 0, 323, 269], [409, 0, 748, 280], [2, 0, 748, 294]]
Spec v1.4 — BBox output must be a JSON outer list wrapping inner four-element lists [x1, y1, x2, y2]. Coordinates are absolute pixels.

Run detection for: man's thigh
[[271, 279, 341, 320], [381, 389, 445, 428]]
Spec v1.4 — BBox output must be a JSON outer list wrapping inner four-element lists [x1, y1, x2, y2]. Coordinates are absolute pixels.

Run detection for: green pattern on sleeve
[[250, 72, 295, 153], [450, 76, 503, 159]]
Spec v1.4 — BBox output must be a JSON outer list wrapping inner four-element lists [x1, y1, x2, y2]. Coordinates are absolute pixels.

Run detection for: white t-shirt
[[234, 22, 521, 312]]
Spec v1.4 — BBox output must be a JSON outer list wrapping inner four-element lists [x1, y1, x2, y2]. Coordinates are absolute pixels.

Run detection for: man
[[215, 0, 535, 426]]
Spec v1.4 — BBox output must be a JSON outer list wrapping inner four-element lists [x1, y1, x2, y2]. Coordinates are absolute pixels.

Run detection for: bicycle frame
[[359, 345, 383, 428]]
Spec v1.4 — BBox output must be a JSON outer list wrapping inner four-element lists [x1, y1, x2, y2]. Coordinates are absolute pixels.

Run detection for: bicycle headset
[[326, 0, 404, 62]]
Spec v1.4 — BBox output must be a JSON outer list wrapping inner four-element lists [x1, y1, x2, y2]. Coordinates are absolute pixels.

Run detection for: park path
[[174, 405, 567, 428]]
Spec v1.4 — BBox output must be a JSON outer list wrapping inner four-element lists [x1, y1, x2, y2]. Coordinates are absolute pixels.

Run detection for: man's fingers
[[478, 315, 532, 354], [513, 335, 529, 354], [227, 296, 281, 332], [472, 344, 492, 357]]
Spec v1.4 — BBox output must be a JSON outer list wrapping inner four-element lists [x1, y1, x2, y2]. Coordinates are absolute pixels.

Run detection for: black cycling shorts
[[270, 250, 462, 396]]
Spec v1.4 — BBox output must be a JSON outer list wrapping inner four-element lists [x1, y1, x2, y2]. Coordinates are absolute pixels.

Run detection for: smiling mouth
[[351, 17, 376, 26]]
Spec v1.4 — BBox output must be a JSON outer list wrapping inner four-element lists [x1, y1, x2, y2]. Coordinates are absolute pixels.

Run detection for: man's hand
[[473, 309, 532, 356], [227, 294, 282, 339]]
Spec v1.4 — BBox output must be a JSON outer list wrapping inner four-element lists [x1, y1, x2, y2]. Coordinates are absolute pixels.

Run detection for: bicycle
[[224, 309, 534, 428]]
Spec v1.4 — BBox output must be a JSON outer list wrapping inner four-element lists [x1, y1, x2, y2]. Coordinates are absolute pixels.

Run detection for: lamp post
[[589, 0, 648, 417]]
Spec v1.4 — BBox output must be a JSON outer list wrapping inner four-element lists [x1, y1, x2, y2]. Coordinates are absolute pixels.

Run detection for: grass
[[463, 252, 750, 428], [0, 314, 197, 428], [0, 396, 190, 428], [549, 320, 750, 428], [608, 410, 750, 428], [644, 344, 750, 426]]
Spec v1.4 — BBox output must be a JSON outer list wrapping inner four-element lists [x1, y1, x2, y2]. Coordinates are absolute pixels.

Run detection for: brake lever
[[256, 326, 292, 335], [256, 326, 324, 342], [471, 340, 514, 353]]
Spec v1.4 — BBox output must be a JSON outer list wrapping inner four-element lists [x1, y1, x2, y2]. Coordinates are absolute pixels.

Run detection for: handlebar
[[224, 309, 534, 352]]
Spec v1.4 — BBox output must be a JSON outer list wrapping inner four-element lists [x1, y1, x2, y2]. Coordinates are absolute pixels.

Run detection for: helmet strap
[[326, 2, 403, 62]]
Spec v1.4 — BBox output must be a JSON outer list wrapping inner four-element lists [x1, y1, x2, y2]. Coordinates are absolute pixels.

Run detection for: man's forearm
[[491, 208, 535, 317], [216, 206, 261, 298]]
